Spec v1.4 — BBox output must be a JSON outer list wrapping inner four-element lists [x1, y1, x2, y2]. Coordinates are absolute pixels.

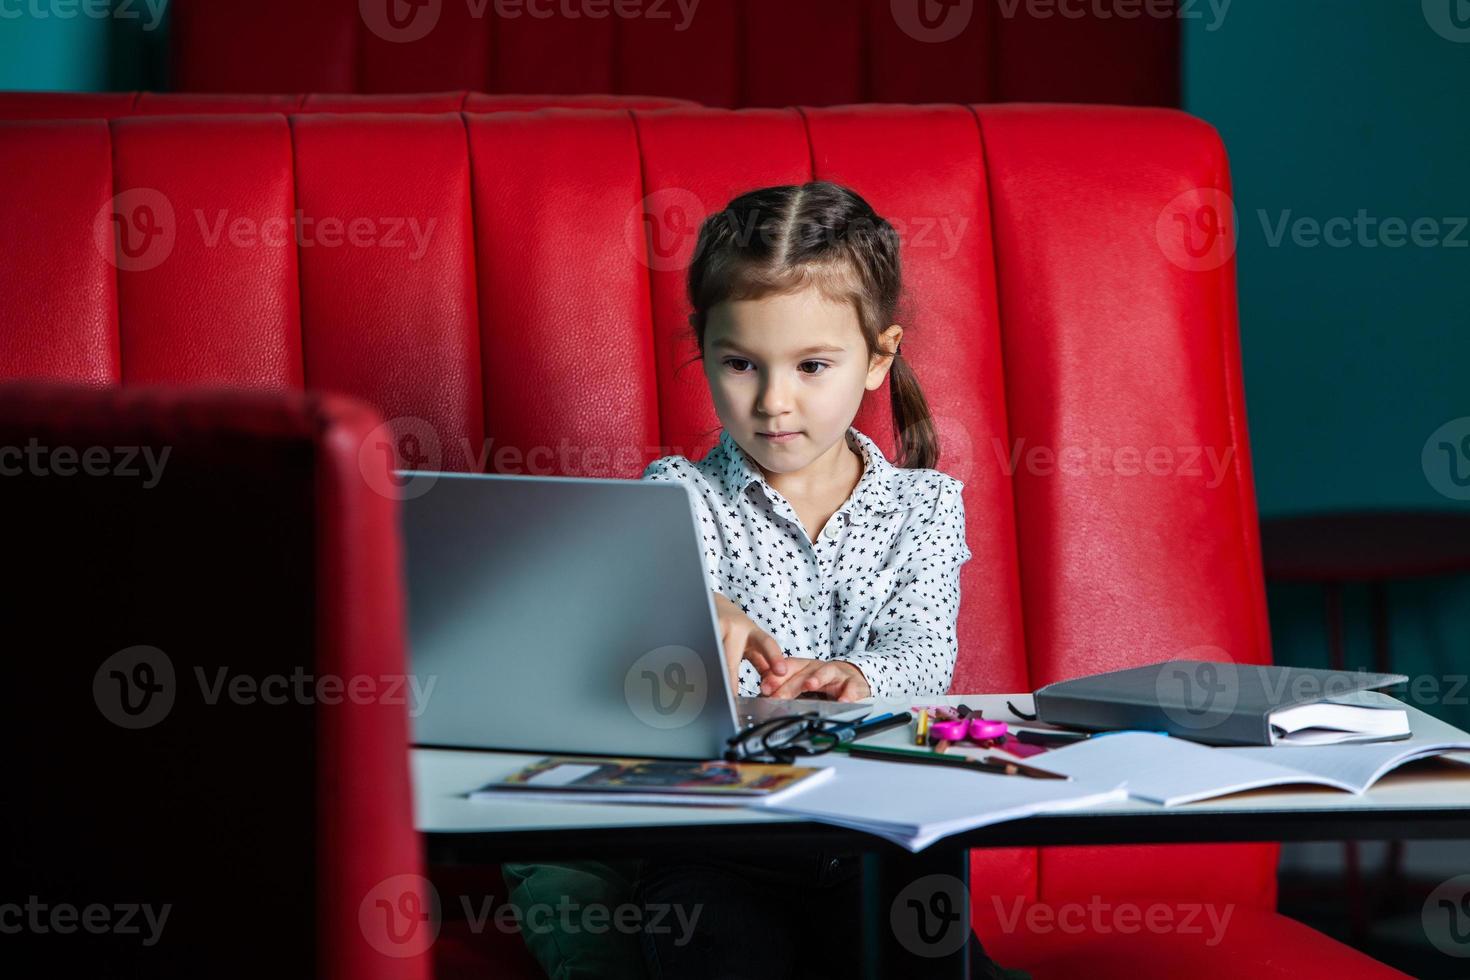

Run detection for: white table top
[[414, 693, 1470, 839]]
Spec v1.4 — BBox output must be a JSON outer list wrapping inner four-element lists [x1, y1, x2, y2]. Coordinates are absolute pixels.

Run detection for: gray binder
[[1033, 659, 1408, 747]]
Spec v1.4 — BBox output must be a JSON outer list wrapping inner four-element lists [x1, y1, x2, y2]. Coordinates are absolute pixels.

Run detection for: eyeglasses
[[723, 712, 849, 764]]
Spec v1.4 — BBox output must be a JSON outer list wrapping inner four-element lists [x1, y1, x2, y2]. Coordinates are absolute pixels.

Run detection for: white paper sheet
[[763, 751, 1128, 851]]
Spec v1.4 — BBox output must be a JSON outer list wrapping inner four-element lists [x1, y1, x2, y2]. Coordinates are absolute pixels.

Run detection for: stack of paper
[[763, 752, 1128, 852], [1269, 688, 1410, 745]]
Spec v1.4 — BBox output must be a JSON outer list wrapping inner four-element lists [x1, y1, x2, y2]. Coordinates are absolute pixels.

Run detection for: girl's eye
[[721, 358, 829, 376]]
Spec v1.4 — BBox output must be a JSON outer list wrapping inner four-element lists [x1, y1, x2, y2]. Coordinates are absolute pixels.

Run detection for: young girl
[[630, 181, 1027, 979]]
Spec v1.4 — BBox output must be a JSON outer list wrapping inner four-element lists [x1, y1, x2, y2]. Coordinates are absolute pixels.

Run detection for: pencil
[[839, 743, 1069, 779]]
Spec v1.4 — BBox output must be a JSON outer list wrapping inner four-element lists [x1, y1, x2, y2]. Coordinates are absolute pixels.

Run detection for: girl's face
[[702, 285, 901, 485]]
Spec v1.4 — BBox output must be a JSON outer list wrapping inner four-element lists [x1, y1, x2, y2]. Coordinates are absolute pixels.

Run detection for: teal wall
[[0, 0, 168, 90], [1183, 0, 1470, 725]]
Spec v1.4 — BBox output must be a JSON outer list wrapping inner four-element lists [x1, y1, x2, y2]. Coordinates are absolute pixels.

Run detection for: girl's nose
[[757, 382, 793, 416]]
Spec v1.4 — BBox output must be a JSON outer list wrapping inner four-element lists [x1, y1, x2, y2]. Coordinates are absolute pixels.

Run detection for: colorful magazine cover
[[491, 757, 825, 796]]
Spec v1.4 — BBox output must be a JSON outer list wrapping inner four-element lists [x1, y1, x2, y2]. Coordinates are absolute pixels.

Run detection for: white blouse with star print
[[641, 425, 972, 700]]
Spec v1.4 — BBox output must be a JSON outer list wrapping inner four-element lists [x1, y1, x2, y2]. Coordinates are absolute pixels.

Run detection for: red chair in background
[[167, 0, 1181, 107], [0, 385, 440, 979]]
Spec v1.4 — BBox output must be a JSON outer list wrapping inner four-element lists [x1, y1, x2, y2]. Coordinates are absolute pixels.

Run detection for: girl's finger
[[757, 631, 787, 674], [769, 665, 818, 700]]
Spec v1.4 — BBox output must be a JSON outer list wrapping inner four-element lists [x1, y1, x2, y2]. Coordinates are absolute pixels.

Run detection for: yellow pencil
[[914, 709, 930, 746]]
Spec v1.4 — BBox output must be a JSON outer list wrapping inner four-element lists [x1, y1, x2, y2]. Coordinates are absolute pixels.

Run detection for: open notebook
[[1028, 694, 1470, 806]]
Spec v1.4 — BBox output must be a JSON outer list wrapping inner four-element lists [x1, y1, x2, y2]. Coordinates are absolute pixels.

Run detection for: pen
[[914, 709, 930, 746], [1014, 728, 1092, 747], [839, 743, 1069, 779], [831, 712, 911, 743]]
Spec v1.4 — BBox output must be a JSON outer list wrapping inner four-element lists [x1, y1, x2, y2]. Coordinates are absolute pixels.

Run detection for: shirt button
[[798, 595, 812, 611], [822, 523, 839, 541]]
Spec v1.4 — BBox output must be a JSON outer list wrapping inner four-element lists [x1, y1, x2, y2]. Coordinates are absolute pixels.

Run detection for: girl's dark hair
[[682, 180, 940, 470]]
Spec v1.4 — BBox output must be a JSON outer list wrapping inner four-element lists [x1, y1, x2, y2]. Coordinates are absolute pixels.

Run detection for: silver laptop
[[398, 470, 872, 759]]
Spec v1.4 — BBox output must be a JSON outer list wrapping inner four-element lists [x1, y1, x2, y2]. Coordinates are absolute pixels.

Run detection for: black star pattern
[[640, 425, 972, 700]]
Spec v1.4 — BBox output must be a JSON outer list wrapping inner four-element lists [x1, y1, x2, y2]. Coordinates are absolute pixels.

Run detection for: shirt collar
[[716, 425, 903, 518]]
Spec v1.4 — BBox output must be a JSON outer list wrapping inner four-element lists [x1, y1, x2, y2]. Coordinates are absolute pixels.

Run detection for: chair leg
[[1324, 582, 1370, 943], [1368, 581, 1407, 922]]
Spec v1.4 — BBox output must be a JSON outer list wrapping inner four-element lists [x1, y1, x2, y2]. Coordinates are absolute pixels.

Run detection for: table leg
[[867, 844, 972, 980]]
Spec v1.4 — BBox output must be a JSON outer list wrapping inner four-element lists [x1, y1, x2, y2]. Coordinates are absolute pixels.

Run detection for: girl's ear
[[866, 325, 904, 389]]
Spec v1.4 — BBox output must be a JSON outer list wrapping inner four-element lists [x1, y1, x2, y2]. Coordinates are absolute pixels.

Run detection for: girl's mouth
[[759, 431, 801, 443]]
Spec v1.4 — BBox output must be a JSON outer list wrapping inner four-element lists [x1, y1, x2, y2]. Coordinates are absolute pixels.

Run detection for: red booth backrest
[[169, 0, 1180, 107], [0, 91, 696, 120], [0, 104, 1273, 913]]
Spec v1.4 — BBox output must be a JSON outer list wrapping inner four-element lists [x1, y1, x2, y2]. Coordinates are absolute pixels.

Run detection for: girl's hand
[[712, 591, 787, 692], [761, 657, 872, 702]]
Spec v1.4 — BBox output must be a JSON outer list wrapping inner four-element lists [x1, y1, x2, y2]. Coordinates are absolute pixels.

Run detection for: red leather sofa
[[0, 104, 1406, 977], [168, 0, 1180, 107]]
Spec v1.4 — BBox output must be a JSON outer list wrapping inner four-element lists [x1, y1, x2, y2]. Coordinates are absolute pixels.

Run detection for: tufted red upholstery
[[167, 0, 1180, 107], [0, 104, 1405, 977], [0, 90, 696, 120]]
